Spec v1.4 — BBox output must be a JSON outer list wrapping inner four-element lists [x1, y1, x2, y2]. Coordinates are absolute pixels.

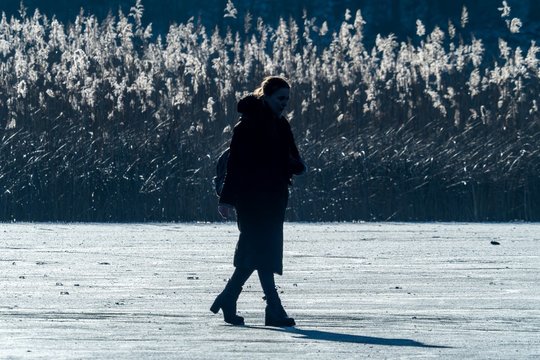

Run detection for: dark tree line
[[2, 1, 539, 44]]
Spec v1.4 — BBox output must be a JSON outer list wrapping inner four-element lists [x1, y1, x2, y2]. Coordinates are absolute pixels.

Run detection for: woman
[[210, 76, 306, 326]]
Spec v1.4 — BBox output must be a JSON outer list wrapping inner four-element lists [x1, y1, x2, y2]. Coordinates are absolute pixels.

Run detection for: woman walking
[[210, 76, 306, 326]]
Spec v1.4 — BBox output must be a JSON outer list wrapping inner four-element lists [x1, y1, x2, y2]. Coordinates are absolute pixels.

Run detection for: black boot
[[265, 296, 295, 327], [210, 285, 244, 326]]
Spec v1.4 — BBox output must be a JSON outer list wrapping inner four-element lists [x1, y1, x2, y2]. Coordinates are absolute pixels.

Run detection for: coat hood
[[237, 94, 265, 117]]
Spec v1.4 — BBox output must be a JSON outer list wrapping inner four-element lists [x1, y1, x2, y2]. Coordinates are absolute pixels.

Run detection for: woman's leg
[[211, 267, 253, 325], [258, 270, 295, 327], [228, 267, 254, 290], [257, 269, 278, 304]]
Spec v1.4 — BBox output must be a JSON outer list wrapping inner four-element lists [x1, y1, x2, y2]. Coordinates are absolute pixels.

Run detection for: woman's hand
[[289, 154, 307, 175], [218, 204, 236, 220]]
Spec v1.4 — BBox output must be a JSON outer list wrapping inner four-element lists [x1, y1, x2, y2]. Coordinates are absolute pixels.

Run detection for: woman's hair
[[254, 76, 291, 98]]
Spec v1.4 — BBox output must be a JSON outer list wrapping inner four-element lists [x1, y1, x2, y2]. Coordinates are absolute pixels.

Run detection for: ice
[[0, 222, 539, 359]]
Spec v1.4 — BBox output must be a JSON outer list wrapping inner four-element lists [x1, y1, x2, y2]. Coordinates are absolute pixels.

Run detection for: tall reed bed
[[0, 1, 539, 221]]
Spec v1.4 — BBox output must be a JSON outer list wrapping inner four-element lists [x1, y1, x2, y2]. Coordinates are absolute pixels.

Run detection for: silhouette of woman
[[211, 76, 306, 326]]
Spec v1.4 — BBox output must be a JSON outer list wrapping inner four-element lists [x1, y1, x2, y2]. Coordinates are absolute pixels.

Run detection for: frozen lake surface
[[1, 222, 539, 359]]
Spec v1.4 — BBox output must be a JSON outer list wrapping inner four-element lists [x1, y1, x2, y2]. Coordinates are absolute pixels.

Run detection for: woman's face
[[264, 87, 290, 117]]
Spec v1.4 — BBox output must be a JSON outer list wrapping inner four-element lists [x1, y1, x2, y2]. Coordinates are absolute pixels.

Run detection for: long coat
[[219, 95, 305, 275]]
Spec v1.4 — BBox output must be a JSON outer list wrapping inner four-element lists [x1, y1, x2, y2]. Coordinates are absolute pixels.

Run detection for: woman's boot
[[264, 294, 295, 327], [210, 284, 244, 326], [258, 270, 295, 327]]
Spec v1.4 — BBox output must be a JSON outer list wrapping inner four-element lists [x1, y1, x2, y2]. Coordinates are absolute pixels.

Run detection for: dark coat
[[219, 95, 305, 274]]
